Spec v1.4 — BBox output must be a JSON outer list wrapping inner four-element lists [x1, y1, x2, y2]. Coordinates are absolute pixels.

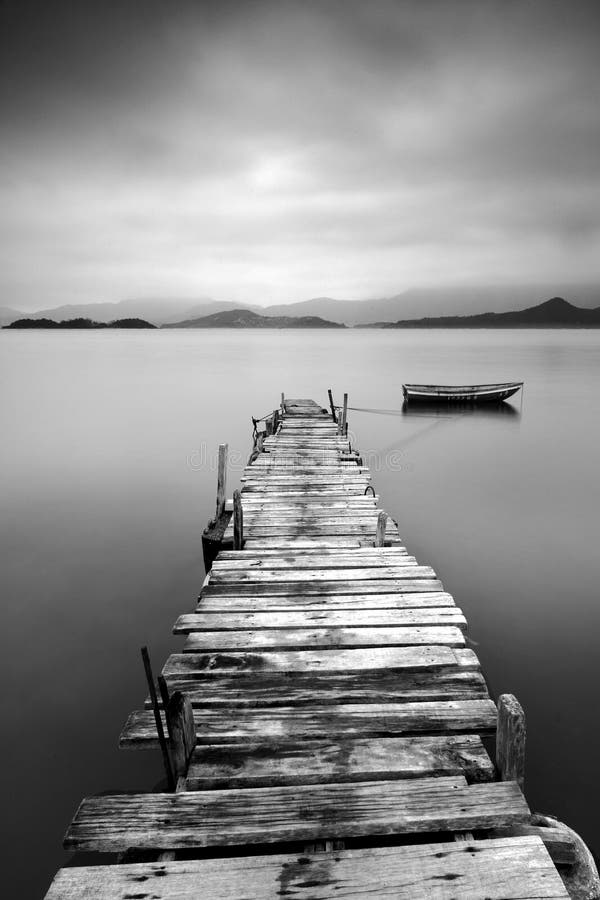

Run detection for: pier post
[[328, 388, 337, 423], [281, 392, 285, 414], [141, 646, 174, 791], [233, 489, 244, 550], [265, 415, 273, 436], [338, 393, 348, 435], [375, 510, 387, 546], [215, 443, 228, 519], [496, 693, 526, 789], [166, 691, 196, 782]]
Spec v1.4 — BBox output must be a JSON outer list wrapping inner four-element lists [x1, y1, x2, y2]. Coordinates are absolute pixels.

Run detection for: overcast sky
[[2, 0, 600, 309]]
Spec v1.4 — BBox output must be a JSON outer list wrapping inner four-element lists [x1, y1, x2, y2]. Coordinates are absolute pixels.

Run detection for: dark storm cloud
[[1, 0, 600, 308]]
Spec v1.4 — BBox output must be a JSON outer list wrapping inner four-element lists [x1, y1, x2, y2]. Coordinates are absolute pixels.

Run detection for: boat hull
[[402, 382, 523, 404]]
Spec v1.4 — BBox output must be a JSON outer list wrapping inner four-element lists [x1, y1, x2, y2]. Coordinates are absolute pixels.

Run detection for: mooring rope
[[346, 405, 406, 416], [341, 404, 460, 420]]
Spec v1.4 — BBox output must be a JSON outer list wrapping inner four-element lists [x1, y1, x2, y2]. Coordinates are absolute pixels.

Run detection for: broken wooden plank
[[185, 734, 495, 789]]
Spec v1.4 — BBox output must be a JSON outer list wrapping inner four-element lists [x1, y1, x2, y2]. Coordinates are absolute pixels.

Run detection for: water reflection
[[401, 400, 521, 419]]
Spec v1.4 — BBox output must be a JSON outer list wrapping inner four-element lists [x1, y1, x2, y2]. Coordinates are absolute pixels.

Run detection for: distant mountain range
[[2, 283, 599, 327], [164, 309, 344, 328], [0, 297, 232, 326], [256, 285, 600, 325], [2, 287, 599, 328], [371, 297, 600, 328]]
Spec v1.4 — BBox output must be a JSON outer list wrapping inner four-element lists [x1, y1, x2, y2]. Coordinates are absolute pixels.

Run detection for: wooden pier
[[46, 396, 592, 898]]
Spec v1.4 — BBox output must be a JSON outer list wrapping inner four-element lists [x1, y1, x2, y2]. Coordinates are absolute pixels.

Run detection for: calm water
[[2, 328, 600, 896]]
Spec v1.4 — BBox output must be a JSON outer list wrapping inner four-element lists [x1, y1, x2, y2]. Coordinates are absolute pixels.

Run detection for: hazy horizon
[[2, 0, 600, 311]]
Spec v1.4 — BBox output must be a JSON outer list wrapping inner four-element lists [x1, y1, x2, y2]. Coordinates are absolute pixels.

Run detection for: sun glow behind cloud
[[1, 0, 600, 309]]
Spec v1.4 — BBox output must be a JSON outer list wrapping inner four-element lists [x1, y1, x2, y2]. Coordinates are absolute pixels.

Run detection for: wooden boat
[[402, 381, 523, 404]]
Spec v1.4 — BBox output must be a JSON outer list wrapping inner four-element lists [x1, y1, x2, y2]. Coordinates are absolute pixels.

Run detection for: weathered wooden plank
[[263, 450, 350, 456], [232, 523, 401, 535], [242, 538, 366, 550], [212, 549, 412, 563], [185, 734, 495, 789], [252, 462, 357, 468], [121, 699, 497, 747], [245, 472, 364, 479], [182, 625, 466, 652], [208, 566, 435, 583], [239, 488, 374, 496], [239, 503, 381, 512], [161, 645, 472, 677], [175, 607, 467, 632], [265, 432, 345, 436], [145, 668, 490, 708], [202, 578, 444, 596], [230, 511, 391, 521], [197, 591, 452, 611], [63, 779, 529, 851], [233, 509, 381, 517], [241, 486, 371, 494], [225, 526, 399, 538], [252, 452, 352, 456], [241, 485, 363, 491], [224, 519, 400, 531], [46, 836, 569, 899], [253, 460, 354, 466], [227, 522, 395, 533], [272, 433, 342, 438], [245, 472, 364, 480], [233, 506, 377, 521], [243, 485, 370, 488], [230, 515, 398, 527], [247, 463, 361, 470], [215, 547, 409, 559], [246, 455, 362, 461]]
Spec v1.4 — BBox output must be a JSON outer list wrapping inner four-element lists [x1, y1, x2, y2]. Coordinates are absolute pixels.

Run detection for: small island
[[164, 308, 345, 328], [4, 317, 156, 329], [362, 297, 600, 329]]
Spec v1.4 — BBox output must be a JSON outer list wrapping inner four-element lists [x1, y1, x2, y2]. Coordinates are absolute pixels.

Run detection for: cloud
[[1, 0, 600, 308]]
